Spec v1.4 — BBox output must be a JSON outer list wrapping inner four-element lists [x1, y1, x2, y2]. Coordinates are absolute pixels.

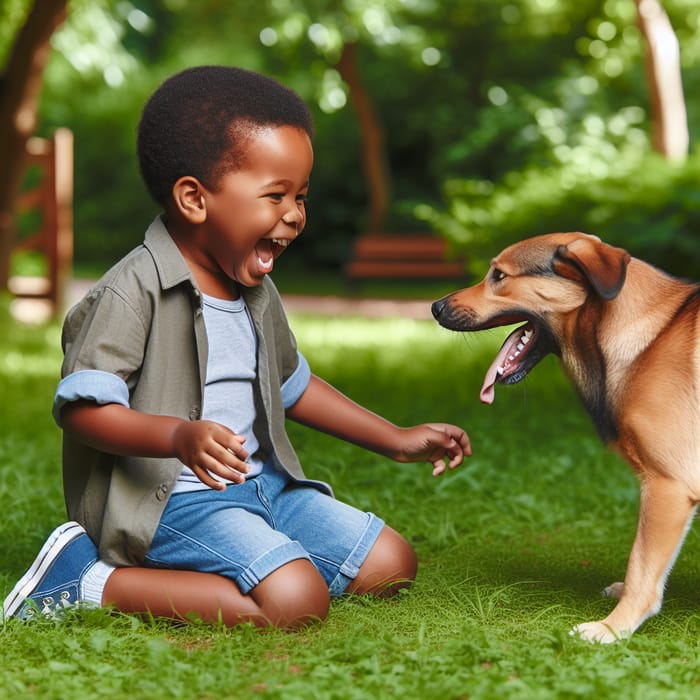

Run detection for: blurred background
[[2, 0, 699, 301]]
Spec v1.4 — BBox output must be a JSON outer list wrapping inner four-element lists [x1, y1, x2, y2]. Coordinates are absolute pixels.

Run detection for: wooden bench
[[345, 234, 466, 281], [9, 128, 74, 321]]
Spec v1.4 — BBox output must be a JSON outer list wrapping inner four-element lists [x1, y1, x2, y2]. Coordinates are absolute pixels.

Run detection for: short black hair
[[137, 65, 314, 206]]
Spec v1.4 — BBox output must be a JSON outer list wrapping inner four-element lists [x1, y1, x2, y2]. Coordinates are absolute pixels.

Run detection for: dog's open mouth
[[481, 322, 536, 404]]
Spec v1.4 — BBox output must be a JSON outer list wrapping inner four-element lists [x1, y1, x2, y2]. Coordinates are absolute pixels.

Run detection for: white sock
[[80, 560, 116, 606]]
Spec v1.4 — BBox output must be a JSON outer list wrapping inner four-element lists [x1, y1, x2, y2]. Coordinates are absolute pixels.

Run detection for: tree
[[256, 0, 438, 236], [335, 41, 389, 233], [0, 0, 68, 290], [635, 0, 688, 161]]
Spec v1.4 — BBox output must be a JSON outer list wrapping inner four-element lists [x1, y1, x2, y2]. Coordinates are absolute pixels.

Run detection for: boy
[[4, 66, 470, 628]]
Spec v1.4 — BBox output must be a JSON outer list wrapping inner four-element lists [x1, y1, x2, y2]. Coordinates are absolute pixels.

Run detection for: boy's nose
[[282, 212, 304, 235], [283, 212, 302, 225]]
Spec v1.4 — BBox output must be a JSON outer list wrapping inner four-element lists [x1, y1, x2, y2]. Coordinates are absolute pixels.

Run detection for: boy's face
[[197, 125, 313, 289]]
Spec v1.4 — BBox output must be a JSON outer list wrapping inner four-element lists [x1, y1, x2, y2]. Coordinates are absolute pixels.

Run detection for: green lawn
[[1, 300, 699, 699]]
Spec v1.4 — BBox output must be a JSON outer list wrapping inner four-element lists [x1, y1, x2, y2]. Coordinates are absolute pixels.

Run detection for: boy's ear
[[172, 176, 207, 223]]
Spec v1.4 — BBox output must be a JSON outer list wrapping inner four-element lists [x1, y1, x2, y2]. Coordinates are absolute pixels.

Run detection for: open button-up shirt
[[54, 216, 324, 566]]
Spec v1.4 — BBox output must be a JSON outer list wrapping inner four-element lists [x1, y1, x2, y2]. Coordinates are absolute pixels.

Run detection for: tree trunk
[[635, 0, 688, 162], [0, 0, 68, 290], [336, 42, 390, 234]]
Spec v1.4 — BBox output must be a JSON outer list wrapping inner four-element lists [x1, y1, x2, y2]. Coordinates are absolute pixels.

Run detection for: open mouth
[[254, 238, 290, 273], [480, 318, 556, 404], [432, 298, 557, 404]]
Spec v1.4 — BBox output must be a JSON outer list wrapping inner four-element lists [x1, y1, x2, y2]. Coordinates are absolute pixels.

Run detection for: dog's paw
[[602, 581, 624, 599], [569, 620, 628, 644]]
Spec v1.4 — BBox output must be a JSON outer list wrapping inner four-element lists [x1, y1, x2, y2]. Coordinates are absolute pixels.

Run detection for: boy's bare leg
[[347, 526, 417, 598], [103, 559, 330, 629], [103, 526, 414, 626]]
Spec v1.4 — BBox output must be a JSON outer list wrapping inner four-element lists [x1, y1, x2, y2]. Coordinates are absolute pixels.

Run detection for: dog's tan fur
[[432, 232, 700, 643]]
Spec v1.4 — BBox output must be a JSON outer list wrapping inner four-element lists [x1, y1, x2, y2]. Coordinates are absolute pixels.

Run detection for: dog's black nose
[[431, 299, 446, 320]]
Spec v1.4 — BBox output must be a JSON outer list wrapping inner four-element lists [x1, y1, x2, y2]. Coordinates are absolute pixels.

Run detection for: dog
[[431, 232, 700, 643]]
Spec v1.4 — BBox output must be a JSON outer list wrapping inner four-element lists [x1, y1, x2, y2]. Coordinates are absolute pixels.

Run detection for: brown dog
[[432, 232, 700, 643]]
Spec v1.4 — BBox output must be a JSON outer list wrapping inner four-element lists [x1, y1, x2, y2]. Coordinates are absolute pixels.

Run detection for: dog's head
[[432, 232, 631, 403]]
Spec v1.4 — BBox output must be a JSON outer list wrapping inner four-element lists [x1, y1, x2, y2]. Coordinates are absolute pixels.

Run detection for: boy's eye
[[266, 193, 307, 204]]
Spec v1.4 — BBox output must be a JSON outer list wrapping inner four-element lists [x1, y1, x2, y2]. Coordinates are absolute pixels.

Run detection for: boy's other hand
[[172, 420, 249, 490]]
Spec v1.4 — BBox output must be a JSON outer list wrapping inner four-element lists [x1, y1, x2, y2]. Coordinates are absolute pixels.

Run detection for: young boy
[[4, 66, 470, 628]]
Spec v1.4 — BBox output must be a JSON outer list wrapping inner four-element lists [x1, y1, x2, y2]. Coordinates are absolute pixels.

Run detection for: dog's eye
[[491, 268, 506, 282]]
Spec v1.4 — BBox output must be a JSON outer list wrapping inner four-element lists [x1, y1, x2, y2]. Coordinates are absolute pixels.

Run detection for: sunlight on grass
[[0, 347, 60, 377], [293, 315, 446, 349], [289, 313, 508, 386], [291, 313, 506, 355]]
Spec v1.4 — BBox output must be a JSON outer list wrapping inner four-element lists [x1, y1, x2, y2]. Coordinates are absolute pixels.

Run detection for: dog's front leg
[[573, 474, 696, 643]]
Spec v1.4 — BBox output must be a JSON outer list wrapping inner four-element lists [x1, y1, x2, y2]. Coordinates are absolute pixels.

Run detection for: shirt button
[[155, 483, 169, 501]]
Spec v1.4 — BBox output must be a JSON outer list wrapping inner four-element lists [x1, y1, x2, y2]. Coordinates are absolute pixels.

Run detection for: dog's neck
[[561, 258, 699, 444], [603, 258, 697, 374]]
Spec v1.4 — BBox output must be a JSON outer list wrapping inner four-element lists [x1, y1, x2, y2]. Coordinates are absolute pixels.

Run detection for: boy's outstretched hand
[[287, 375, 471, 477], [394, 423, 471, 476]]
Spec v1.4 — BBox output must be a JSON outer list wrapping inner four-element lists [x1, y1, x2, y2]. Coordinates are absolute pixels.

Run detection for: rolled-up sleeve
[[280, 351, 310, 409], [53, 370, 130, 427]]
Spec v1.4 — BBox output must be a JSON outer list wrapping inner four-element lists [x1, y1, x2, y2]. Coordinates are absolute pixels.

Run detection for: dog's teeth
[[521, 333, 531, 345]]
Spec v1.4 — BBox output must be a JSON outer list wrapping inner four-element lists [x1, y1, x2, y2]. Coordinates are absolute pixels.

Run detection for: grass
[[2, 296, 700, 699]]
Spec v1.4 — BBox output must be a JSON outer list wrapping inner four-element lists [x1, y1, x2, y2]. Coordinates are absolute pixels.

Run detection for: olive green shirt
[[54, 216, 325, 566]]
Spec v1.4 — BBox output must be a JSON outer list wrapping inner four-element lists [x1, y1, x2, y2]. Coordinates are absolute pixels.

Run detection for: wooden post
[[10, 128, 74, 321], [51, 128, 74, 313]]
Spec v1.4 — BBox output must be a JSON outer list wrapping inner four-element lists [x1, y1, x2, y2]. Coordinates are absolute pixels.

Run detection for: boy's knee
[[349, 526, 418, 598], [252, 558, 329, 629]]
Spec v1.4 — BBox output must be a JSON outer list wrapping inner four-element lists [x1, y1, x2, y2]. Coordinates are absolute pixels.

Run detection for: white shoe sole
[[3, 521, 86, 620]]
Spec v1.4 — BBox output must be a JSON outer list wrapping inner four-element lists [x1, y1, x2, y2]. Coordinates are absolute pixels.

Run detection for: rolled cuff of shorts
[[328, 512, 385, 597], [281, 352, 311, 409], [236, 541, 312, 594], [53, 370, 130, 427]]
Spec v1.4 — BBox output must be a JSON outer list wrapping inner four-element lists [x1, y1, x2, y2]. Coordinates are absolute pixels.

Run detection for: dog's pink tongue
[[479, 326, 523, 404]]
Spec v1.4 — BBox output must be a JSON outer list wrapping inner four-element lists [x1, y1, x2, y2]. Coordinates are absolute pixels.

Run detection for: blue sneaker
[[3, 522, 98, 620]]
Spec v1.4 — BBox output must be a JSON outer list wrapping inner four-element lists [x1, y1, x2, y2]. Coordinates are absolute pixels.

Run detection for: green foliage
[[10, 0, 700, 272], [0, 0, 31, 65], [3, 310, 700, 698], [419, 146, 700, 279], [409, 0, 700, 277]]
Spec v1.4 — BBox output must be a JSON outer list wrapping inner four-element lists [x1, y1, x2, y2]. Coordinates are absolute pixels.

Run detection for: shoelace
[[25, 591, 74, 619]]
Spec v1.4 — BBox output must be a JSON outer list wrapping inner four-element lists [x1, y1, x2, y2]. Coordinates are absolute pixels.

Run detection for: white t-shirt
[[173, 294, 264, 492]]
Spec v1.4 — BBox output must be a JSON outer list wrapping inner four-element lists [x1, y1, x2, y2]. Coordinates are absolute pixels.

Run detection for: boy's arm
[[285, 374, 471, 475], [61, 400, 249, 490]]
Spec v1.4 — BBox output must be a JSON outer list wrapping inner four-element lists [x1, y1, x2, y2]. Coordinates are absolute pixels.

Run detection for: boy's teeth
[[272, 238, 289, 248]]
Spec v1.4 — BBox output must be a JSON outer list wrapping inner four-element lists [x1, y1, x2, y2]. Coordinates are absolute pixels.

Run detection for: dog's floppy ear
[[553, 235, 631, 300]]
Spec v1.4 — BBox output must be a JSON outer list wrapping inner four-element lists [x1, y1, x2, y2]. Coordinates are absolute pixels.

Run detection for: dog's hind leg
[[573, 474, 697, 643]]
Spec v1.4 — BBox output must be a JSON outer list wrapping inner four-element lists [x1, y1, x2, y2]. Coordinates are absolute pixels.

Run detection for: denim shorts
[[143, 465, 385, 596]]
